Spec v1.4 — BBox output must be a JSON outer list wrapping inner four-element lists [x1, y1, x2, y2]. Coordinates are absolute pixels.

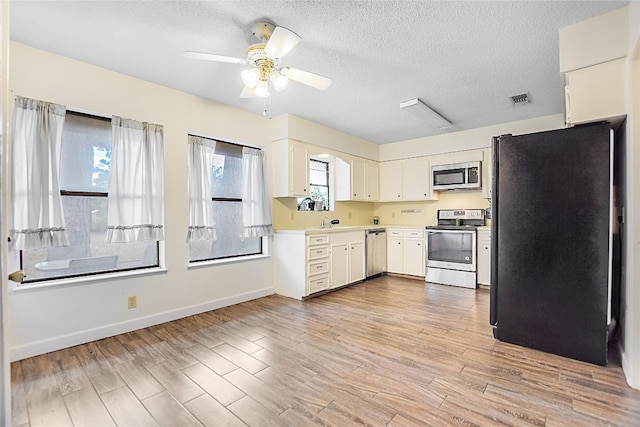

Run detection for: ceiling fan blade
[[284, 67, 332, 90], [239, 85, 255, 98], [264, 27, 301, 60], [183, 51, 246, 64]]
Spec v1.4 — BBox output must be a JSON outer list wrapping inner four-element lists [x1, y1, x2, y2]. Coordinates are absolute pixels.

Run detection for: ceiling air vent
[[509, 93, 531, 105]]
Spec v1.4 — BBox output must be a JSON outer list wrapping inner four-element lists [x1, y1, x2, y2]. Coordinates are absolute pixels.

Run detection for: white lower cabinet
[[274, 230, 365, 300], [386, 228, 425, 277], [477, 229, 491, 286], [330, 231, 365, 289], [387, 235, 404, 274], [404, 238, 425, 277]]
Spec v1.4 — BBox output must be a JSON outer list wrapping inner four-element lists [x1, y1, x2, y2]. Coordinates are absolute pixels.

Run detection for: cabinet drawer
[[307, 235, 329, 246], [308, 246, 329, 260], [405, 230, 424, 239], [308, 260, 329, 276], [308, 275, 329, 294], [387, 229, 404, 238]]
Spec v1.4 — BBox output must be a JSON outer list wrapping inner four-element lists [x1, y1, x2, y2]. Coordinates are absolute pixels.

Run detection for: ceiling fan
[[184, 22, 332, 101]]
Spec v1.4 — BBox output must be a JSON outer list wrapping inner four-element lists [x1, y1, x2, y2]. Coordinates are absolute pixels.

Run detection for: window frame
[[19, 110, 161, 283], [187, 135, 264, 264]]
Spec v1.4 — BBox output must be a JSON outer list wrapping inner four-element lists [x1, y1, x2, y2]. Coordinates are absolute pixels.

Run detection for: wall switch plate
[[127, 296, 137, 309]]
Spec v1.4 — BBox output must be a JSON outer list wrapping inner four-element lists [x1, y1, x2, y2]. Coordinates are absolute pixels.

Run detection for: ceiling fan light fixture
[[254, 79, 270, 98], [270, 70, 289, 91], [241, 68, 259, 87]]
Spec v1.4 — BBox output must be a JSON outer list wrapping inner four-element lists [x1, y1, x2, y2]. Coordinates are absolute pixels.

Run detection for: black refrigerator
[[490, 122, 617, 366]]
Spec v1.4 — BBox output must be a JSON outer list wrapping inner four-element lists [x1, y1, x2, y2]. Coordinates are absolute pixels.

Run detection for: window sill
[[9, 266, 168, 293], [188, 252, 270, 270]]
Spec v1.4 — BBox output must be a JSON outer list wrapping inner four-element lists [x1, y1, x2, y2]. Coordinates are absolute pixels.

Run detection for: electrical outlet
[[392, 212, 396, 218], [348, 211, 352, 219], [127, 295, 137, 309]]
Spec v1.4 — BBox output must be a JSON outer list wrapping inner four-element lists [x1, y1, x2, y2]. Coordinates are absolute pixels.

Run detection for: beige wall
[[622, 0, 640, 390], [272, 114, 565, 231], [379, 114, 564, 161], [273, 114, 379, 161], [1, 1, 10, 424], [373, 192, 489, 228], [6, 42, 275, 360]]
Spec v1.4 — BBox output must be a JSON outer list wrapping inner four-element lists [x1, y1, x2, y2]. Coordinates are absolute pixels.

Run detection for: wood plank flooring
[[11, 275, 640, 426]]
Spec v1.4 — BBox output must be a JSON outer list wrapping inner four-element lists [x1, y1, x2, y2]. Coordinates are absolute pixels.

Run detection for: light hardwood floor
[[11, 275, 640, 426]]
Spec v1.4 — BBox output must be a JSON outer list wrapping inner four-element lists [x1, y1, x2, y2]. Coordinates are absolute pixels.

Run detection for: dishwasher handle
[[367, 228, 386, 235]]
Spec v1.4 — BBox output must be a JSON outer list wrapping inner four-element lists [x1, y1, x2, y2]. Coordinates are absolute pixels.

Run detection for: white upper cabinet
[[559, 6, 627, 126], [402, 157, 434, 201], [379, 158, 438, 202], [379, 161, 403, 201], [335, 157, 379, 202], [272, 139, 309, 198], [350, 157, 366, 201], [365, 161, 379, 201], [564, 59, 626, 126], [290, 143, 310, 196]]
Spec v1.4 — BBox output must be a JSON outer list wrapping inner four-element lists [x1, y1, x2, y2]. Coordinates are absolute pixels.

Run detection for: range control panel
[[438, 209, 485, 220]]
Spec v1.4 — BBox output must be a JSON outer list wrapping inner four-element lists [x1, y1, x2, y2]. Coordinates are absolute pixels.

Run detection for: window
[[298, 159, 330, 211], [188, 139, 262, 262], [21, 112, 159, 282]]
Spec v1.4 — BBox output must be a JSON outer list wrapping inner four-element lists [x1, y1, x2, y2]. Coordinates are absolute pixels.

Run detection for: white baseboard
[[10, 286, 275, 361]]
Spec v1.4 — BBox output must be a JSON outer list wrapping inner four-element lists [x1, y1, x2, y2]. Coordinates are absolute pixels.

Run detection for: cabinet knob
[[344, 247, 348, 251]]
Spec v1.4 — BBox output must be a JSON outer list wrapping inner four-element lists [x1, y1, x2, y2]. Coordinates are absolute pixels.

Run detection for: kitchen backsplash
[[272, 191, 489, 229]]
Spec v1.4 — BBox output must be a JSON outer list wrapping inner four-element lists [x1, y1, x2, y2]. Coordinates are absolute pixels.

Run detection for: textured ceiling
[[9, 1, 627, 144]]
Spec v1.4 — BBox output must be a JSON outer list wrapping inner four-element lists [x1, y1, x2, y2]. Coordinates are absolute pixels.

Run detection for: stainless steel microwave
[[432, 161, 481, 190]]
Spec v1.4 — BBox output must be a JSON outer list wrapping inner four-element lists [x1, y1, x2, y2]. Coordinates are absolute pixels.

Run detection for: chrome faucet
[[320, 218, 339, 229]]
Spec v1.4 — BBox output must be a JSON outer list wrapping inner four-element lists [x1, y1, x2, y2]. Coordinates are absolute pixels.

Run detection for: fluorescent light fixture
[[399, 98, 452, 130]]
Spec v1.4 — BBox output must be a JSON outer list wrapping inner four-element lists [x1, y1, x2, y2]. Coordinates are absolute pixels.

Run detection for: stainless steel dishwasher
[[366, 228, 387, 278]]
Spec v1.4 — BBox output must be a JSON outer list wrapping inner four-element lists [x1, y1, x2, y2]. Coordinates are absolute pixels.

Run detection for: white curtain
[[106, 116, 164, 243], [9, 96, 69, 251], [242, 147, 273, 237], [187, 135, 217, 242]]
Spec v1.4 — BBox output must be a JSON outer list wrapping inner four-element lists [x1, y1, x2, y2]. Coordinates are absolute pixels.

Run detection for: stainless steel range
[[425, 209, 485, 288]]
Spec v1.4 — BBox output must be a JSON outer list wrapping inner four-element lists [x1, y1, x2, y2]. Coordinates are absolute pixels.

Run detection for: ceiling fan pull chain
[[263, 95, 272, 119]]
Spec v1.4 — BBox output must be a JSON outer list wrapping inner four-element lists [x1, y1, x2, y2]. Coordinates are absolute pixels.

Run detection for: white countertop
[[274, 224, 491, 235], [274, 224, 431, 235]]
